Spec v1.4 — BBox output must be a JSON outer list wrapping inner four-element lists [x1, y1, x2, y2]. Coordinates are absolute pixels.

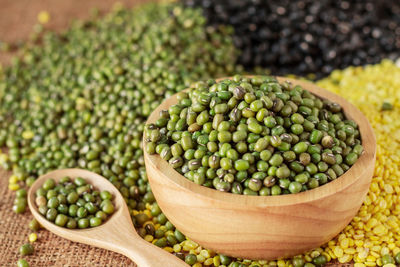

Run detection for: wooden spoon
[[27, 168, 189, 267]]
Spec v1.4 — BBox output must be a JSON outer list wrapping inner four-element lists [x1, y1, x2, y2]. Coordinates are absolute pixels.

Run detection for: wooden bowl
[[143, 77, 376, 260]]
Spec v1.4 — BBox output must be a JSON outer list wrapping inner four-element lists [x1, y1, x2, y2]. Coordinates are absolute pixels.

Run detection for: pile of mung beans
[[145, 76, 362, 195], [35, 177, 115, 228], [0, 1, 400, 267]]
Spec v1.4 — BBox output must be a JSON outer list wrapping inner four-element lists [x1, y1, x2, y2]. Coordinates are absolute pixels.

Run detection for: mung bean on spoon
[[27, 168, 189, 267]]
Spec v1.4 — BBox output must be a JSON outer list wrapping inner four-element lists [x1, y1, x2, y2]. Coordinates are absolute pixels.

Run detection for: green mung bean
[[35, 177, 114, 228], [19, 243, 34, 256], [146, 76, 362, 195]]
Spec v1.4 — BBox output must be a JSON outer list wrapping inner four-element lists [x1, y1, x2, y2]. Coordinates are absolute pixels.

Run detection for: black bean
[[182, 0, 400, 78]]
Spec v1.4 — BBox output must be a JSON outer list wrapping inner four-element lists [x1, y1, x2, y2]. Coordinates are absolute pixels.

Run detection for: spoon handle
[[117, 234, 189, 267]]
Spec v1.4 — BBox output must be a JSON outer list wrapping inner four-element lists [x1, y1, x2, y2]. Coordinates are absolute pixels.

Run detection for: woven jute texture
[[0, 168, 136, 267]]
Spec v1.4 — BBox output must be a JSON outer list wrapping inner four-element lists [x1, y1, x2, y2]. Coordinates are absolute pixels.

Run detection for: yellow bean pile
[[316, 59, 400, 267]]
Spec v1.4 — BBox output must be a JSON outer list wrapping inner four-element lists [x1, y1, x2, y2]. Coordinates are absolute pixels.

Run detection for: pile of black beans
[[182, 0, 400, 78]]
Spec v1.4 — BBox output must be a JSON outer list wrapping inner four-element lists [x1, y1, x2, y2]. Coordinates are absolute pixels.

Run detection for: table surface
[[0, 0, 146, 65], [0, 0, 345, 265]]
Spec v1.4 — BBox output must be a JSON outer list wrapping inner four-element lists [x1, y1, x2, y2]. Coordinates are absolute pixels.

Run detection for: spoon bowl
[[144, 76, 376, 260], [28, 168, 188, 267]]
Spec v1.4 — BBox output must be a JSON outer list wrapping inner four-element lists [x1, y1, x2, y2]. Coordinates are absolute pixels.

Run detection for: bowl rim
[[144, 76, 376, 206]]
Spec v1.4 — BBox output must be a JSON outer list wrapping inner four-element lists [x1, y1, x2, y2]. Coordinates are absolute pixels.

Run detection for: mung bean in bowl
[[143, 75, 376, 260]]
